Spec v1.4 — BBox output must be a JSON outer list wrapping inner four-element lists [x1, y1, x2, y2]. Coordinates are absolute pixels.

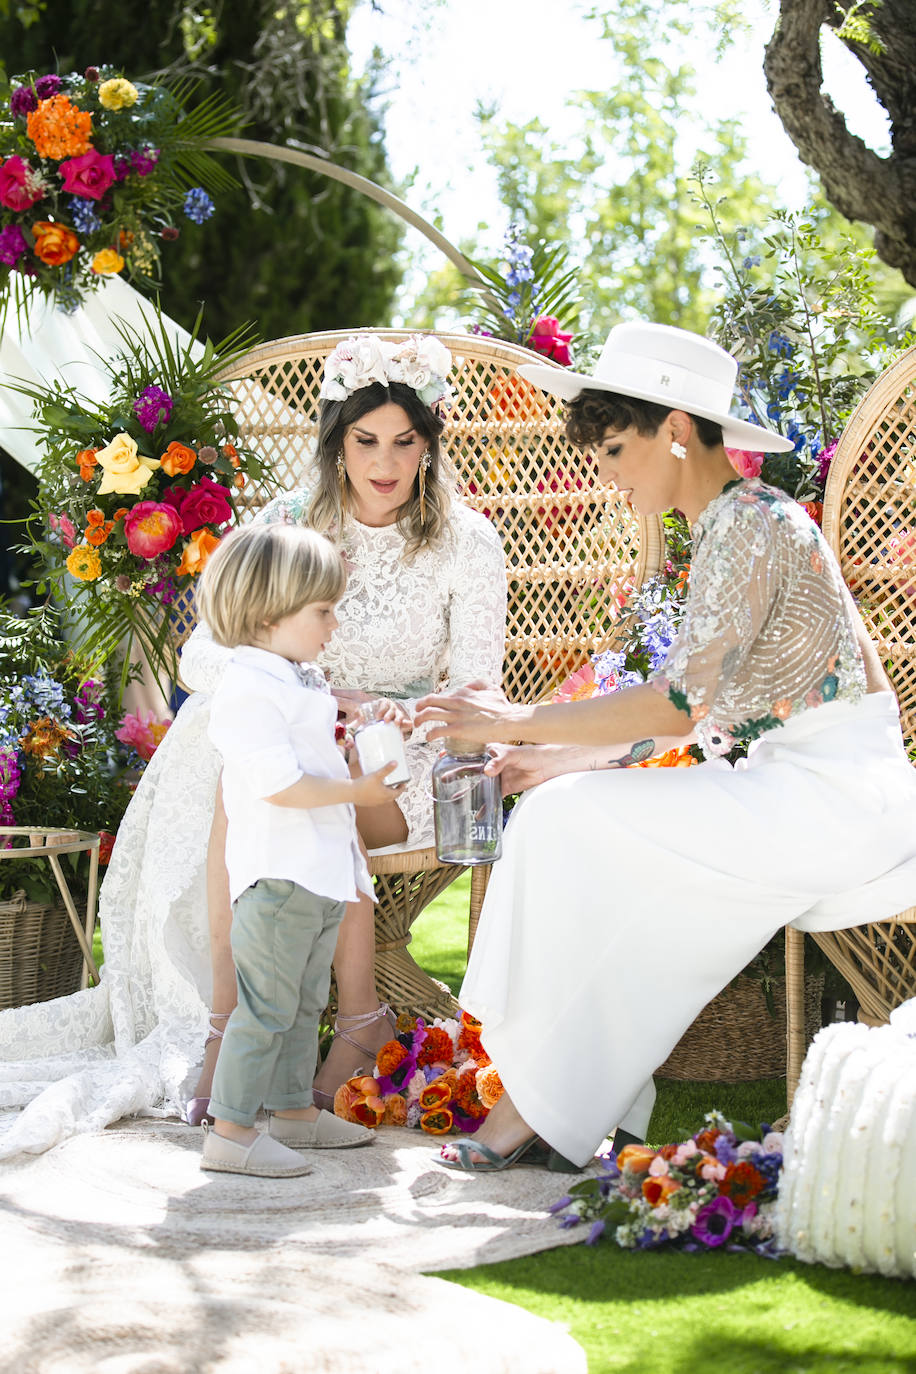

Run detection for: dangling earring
[[336, 449, 347, 507], [418, 451, 431, 524], [670, 439, 687, 461]]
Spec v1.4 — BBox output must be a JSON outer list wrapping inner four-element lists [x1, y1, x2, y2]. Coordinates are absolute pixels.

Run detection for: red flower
[[124, 501, 182, 558], [0, 154, 45, 211], [718, 1161, 767, 1207], [97, 830, 116, 864], [177, 476, 233, 534], [59, 148, 116, 200], [529, 315, 573, 367]]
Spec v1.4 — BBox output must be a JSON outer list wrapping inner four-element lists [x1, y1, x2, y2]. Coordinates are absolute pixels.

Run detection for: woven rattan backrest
[[171, 330, 665, 703], [822, 344, 916, 759]]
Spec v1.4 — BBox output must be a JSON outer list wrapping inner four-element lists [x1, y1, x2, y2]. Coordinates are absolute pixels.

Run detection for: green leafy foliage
[[15, 304, 271, 690]]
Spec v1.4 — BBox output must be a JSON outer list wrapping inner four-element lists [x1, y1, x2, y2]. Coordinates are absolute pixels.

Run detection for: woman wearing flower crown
[[0, 334, 506, 1160], [414, 320, 916, 1175]]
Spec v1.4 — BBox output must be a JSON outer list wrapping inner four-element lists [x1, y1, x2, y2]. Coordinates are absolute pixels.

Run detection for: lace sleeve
[[178, 621, 233, 696], [649, 496, 780, 719], [443, 510, 507, 691]]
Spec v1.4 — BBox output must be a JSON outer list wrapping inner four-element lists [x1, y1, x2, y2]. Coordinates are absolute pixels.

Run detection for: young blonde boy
[[196, 523, 400, 1178]]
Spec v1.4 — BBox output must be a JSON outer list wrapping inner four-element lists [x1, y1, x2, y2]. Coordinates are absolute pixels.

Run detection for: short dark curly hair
[[565, 388, 723, 450]]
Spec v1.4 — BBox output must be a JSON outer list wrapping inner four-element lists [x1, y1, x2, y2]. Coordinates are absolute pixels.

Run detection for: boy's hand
[[366, 696, 413, 738], [350, 762, 404, 806]]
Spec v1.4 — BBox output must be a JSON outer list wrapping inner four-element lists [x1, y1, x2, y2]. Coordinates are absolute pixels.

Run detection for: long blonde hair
[[307, 381, 451, 557]]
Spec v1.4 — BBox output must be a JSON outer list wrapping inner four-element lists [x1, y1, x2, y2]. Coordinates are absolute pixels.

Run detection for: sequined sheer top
[[649, 479, 867, 757]]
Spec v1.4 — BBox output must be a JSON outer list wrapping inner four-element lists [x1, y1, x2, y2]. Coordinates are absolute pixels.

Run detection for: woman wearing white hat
[[416, 321, 916, 1173]]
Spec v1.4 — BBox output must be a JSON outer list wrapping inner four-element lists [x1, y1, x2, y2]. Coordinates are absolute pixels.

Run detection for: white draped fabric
[[462, 693, 916, 1167]]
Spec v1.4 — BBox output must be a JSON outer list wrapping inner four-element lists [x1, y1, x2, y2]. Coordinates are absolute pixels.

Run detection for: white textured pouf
[[776, 998, 916, 1279]]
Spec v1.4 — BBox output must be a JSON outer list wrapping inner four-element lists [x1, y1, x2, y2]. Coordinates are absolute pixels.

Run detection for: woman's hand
[[335, 690, 413, 738], [365, 696, 413, 738], [483, 743, 550, 796], [414, 680, 519, 744]]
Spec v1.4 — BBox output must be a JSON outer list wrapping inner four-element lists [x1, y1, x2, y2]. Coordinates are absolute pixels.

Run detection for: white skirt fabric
[[461, 692, 916, 1167]]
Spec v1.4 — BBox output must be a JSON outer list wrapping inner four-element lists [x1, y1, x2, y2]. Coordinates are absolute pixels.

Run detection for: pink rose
[[177, 476, 233, 534], [0, 155, 46, 211], [124, 501, 183, 559], [726, 448, 764, 480], [530, 315, 573, 367], [59, 148, 116, 201]]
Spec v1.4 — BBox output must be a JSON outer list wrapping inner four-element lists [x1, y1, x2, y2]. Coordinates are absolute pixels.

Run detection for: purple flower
[[559, 1215, 580, 1230], [691, 1195, 739, 1247], [130, 146, 160, 177], [0, 749, 22, 803], [183, 187, 215, 224], [75, 680, 105, 725], [714, 1135, 739, 1165], [113, 156, 132, 183], [586, 1220, 606, 1245], [815, 439, 838, 487], [35, 74, 62, 99], [67, 195, 102, 236], [133, 384, 174, 433], [0, 224, 29, 267], [548, 1195, 573, 1214], [10, 85, 38, 117]]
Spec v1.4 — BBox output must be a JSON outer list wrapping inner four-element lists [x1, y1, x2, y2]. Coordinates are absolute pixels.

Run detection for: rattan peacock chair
[[169, 329, 665, 1018], [785, 342, 916, 1100]]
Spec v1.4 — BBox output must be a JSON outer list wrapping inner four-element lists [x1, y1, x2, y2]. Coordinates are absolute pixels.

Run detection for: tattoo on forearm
[[606, 738, 656, 769]]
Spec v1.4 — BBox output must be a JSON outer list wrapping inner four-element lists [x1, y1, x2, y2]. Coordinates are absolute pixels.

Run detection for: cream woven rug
[[0, 1119, 589, 1372]]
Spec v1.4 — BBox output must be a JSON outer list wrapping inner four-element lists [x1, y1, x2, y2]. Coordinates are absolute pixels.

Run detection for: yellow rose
[[97, 78, 139, 111], [95, 432, 160, 496], [91, 249, 125, 276]]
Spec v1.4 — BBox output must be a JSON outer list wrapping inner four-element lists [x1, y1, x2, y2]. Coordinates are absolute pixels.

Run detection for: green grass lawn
[[412, 874, 916, 1371]]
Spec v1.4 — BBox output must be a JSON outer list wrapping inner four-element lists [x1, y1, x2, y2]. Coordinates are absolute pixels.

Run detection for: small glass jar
[[431, 738, 503, 865], [353, 700, 410, 786]]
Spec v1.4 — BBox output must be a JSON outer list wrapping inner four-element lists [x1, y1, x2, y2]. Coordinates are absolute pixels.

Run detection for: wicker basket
[[655, 973, 824, 1081], [0, 889, 86, 1011]]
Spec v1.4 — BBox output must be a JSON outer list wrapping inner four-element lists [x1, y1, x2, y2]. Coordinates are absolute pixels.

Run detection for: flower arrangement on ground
[[0, 606, 140, 902], [0, 65, 240, 314], [20, 306, 269, 690], [552, 1113, 783, 1254], [332, 1010, 503, 1135]]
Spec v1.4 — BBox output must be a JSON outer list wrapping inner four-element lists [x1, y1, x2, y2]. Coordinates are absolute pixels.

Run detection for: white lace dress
[[0, 486, 505, 1159]]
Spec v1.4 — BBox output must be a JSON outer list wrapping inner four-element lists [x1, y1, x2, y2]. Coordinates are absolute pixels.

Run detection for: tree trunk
[[764, 0, 916, 286]]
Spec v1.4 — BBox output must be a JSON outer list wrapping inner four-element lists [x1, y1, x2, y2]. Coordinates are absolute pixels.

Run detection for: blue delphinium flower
[[183, 187, 215, 224], [767, 330, 794, 358], [68, 196, 102, 235], [22, 672, 69, 719]]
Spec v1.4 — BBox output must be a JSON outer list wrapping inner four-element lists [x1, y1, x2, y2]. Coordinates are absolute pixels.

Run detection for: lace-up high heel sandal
[[185, 1011, 231, 1127], [312, 1003, 397, 1112]]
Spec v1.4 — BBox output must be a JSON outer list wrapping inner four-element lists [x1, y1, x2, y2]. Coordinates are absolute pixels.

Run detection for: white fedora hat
[[517, 320, 794, 453]]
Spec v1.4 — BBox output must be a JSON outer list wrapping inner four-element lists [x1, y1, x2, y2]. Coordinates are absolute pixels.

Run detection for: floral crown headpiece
[[319, 334, 455, 411]]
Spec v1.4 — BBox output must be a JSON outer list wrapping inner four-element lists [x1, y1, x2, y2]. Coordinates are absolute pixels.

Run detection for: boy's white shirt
[[208, 644, 373, 906]]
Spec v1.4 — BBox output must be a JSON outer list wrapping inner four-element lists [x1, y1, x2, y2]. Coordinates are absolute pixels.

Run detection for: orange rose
[[233, 471, 247, 489], [616, 1143, 658, 1174], [642, 1174, 682, 1207], [32, 220, 79, 266], [112, 508, 129, 521], [475, 1064, 504, 1111], [159, 441, 197, 477], [76, 447, 98, 481], [382, 1094, 408, 1127], [176, 527, 221, 577]]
